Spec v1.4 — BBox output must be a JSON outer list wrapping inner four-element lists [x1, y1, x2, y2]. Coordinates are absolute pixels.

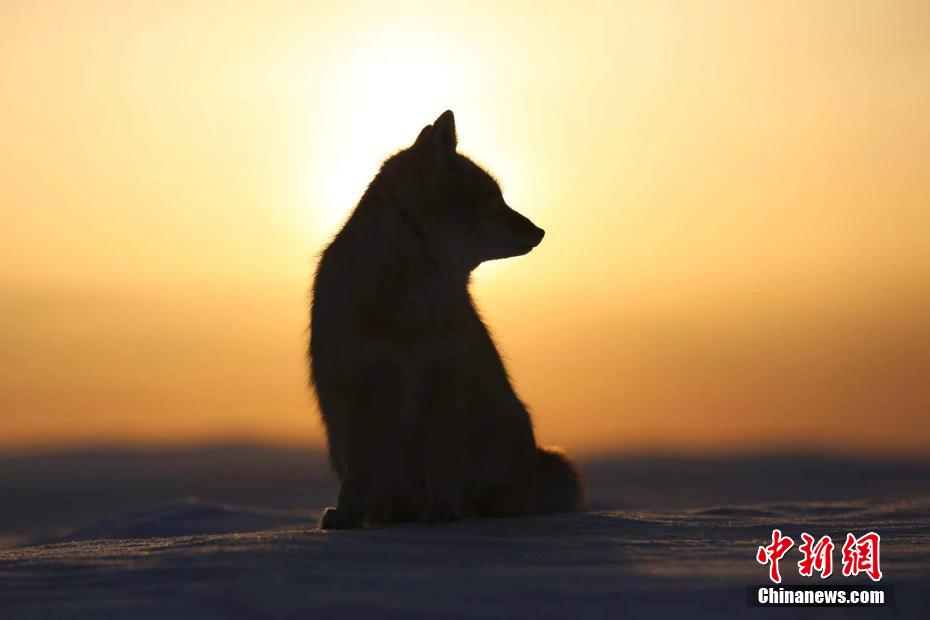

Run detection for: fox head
[[376, 110, 545, 271]]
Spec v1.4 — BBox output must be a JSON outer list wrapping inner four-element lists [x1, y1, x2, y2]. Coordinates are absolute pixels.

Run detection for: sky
[[2, 0, 929, 456]]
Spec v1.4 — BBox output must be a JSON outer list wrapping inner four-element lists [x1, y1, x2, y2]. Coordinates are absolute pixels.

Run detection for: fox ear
[[430, 110, 457, 154], [414, 124, 432, 148]]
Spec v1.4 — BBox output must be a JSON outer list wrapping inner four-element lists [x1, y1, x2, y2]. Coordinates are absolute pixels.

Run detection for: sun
[[303, 17, 486, 242]]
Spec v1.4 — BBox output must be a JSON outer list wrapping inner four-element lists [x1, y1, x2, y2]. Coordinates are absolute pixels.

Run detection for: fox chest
[[410, 319, 517, 413]]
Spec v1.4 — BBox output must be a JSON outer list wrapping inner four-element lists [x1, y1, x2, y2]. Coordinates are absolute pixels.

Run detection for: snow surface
[[2, 496, 928, 618]]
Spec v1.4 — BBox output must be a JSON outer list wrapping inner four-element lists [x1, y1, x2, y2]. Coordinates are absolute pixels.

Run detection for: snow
[[2, 496, 928, 618]]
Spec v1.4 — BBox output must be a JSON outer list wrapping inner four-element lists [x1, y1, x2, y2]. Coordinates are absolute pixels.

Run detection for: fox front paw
[[320, 506, 363, 530]]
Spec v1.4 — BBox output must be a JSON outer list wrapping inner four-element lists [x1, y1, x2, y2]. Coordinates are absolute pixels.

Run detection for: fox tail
[[534, 446, 586, 514]]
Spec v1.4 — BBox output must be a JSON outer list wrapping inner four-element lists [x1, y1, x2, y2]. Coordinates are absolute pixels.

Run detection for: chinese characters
[[756, 530, 881, 583]]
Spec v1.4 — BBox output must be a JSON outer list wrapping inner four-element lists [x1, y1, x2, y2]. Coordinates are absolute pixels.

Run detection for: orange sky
[[2, 1, 929, 456]]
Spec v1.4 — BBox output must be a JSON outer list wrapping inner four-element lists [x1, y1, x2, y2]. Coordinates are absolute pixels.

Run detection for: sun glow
[[306, 18, 488, 241]]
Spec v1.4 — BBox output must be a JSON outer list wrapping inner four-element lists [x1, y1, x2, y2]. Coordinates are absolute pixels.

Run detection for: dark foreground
[[1, 447, 928, 618], [0, 497, 928, 618]]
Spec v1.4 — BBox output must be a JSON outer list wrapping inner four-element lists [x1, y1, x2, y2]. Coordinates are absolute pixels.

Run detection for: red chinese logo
[[756, 529, 794, 584], [798, 533, 834, 578], [757, 530, 882, 583], [841, 532, 882, 582]]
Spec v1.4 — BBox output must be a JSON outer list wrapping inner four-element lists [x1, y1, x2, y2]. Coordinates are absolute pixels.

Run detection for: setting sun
[[306, 16, 491, 237]]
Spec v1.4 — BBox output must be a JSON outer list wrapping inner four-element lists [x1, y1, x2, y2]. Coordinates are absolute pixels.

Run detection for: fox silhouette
[[310, 111, 585, 529]]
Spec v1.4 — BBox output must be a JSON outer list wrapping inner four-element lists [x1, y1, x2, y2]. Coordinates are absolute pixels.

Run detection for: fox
[[309, 110, 585, 529]]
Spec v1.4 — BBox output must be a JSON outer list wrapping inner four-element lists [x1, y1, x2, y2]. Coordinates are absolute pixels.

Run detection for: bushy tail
[[534, 447, 586, 514]]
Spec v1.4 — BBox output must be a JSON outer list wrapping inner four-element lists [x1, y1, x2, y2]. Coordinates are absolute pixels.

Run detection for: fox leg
[[460, 407, 537, 519], [321, 360, 423, 529], [320, 410, 371, 529], [321, 436, 410, 528], [423, 393, 467, 522]]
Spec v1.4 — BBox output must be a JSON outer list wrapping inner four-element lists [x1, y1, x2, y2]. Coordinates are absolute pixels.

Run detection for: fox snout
[[505, 206, 545, 255], [479, 206, 544, 262]]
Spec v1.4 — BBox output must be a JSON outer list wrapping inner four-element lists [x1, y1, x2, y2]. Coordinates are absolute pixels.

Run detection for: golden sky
[[2, 1, 929, 456]]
